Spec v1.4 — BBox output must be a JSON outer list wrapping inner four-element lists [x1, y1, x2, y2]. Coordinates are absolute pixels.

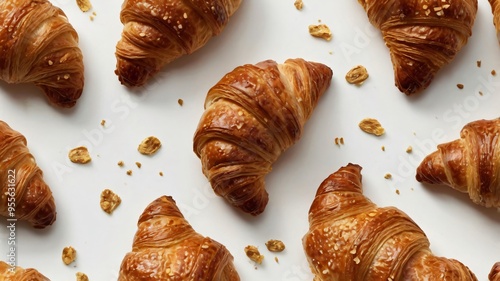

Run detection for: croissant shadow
[[418, 181, 500, 224], [0, 81, 79, 115]]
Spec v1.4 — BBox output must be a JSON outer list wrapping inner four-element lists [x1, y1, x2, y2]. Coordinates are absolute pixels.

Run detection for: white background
[[1, 0, 500, 280]]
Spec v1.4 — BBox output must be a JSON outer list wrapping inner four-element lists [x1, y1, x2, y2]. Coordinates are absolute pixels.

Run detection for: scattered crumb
[[100, 119, 106, 126], [345, 65, 369, 85], [100, 189, 121, 214], [456, 84, 464, 89], [477, 60, 481, 67], [334, 137, 345, 146], [406, 146, 413, 153], [62, 246, 76, 265], [353, 257, 360, 264], [294, 0, 303, 10], [138, 136, 162, 155], [359, 118, 385, 136], [308, 24, 332, 41], [328, 51, 333, 55], [117, 161, 124, 167], [159, 171, 164, 176], [384, 173, 392, 179], [492, 70, 497, 76], [396, 189, 400, 195], [381, 146, 385, 151], [126, 170, 132, 176], [265, 240, 286, 252], [479, 91, 484, 96], [178, 99, 184, 106], [76, 272, 89, 281], [135, 162, 142, 168], [76, 0, 92, 12], [245, 245, 264, 264], [275, 256, 279, 263], [69, 146, 92, 164]]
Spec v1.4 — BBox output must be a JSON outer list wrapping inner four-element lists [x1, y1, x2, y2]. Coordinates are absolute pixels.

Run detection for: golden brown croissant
[[0, 0, 84, 108], [118, 195, 240, 280], [416, 118, 500, 208], [357, 0, 477, 95], [193, 58, 332, 215], [489, 0, 500, 41], [0, 121, 56, 228], [0, 261, 49, 281], [303, 163, 477, 281], [490, 262, 500, 281], [115, 0, 241, 87]]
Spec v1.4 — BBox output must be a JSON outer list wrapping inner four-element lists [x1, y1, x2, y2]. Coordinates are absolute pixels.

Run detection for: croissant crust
[[0, 121, 56, 228], [303, 163, 477, 281], [416, 118, 500, 208], [357, 0, 477, 95], [193, 58, 332, 215], [0, 261, 50, 280], [115, 0, 242, 87], [0, 0, 84, 107], [118, 195, 240, 281]]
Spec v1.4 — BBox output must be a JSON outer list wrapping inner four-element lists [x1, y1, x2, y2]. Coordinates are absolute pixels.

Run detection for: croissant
[[416, 118, 500, 208], [193, 58, 332, 215], [490, 262, 500, 281], [0, 121, 56, 228], [118, 195, 240, 280], [303, 163, 477, 281], [0, 261, 49, 280], [115, 0, 242, 87], [0, 0, 84, 108], [357, 0, 477, 95], [490, 0, 500, 41]]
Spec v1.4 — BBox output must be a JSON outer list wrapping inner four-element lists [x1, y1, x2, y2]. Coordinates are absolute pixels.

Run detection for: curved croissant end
[[303, 163, 477, 281], [490, 262, 500, 281], [489, 0, 500, 43], [118, 196, 240, 281], [0, 0, 84, 108], [0, 121, 56, 228], [0, 261, 50, 280], [115, 0, 242, 87], [357, 0, 477, 95], [193, 58, 332, 215], [416, 119, 500, 208]]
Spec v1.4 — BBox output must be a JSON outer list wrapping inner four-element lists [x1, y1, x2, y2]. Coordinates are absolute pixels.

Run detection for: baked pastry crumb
[[308, 24, 332, 41], [457, 83, 464, 89], [275, 256, 279, 263], [100, 189, 121, 214], [117, 161, 124, 167], [126, 170, 132, 176], [100, 119, 106, 126], [345, 65, 369, 85], [294, 0, 303, 10], [359, 118, 385, 136], [159, 171, 164, 176], [384, 173, 392, 179], [135, 162, 142, 168], [62, 246, 76, 265], [492, 69, 497, 76], [77, 0, 92, 12], [76, 272, 89, 281], [381, 146, 385, 151], [265, 239, 285, 252], [477, 60, 481, 67], [406, 146, 413, 153], [138, 136, 162, 155], [245, 245, 264, 264], [69, 146, 92, 164], [396, 189, 400, 195], [178, 99, 184, 106]]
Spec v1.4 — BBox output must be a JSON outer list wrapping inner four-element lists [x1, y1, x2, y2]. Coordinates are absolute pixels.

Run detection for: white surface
[[1, 0, 500, 280]]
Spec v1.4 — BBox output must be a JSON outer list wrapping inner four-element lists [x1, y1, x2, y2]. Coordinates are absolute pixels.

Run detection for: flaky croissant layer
[[118, 196, 240, 281], [115, 0, 241, 87], [416, 118, 500, 208], [357, 0, 477, 95], [0, 0, 84, 107], [193, 58, 333, 215], [303, 164, 477, 281], [0, 121, 56, 228], [0, 261, 50, 280]]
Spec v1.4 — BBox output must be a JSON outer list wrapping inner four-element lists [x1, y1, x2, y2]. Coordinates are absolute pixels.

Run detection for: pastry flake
[[358, 118, 385, 136], [100, 189, 121, 214], [308, 24, 332, 41], [138, 136, 161, 155], [69, 146, 92, 164], [345, 65, 369, 85]]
